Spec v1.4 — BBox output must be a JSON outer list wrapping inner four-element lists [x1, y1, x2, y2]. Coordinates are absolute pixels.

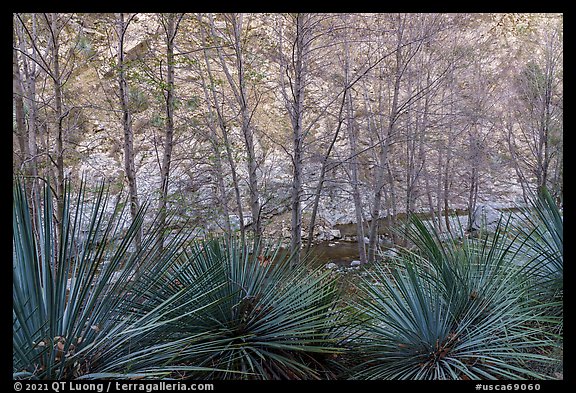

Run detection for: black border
[[8, 6, 571, 392]]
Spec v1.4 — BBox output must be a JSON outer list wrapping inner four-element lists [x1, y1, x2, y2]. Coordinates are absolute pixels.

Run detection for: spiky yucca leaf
[[13, 179, 230, 379], [349, 215, 556, 380], [510, 188, 563, 330], [159, 237, 345, 380]]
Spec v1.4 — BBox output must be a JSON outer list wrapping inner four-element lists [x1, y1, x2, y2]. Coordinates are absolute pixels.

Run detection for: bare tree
[[365, 14, 405, 262], [196, 13, 241, 240], [205, 13, 263, 247], [342, 17, 368, 264], [157, 13, 184, 248], [116, 12, 142, 247], [510, 25, 563, 198], [13, 22, 28, 174], [277, 13, 312, 266]]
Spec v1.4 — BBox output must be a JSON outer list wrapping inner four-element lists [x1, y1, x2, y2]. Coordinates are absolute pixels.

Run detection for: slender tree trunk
[[289, 14, 309, 266], [16, 16, 39, 197], [506, 121, 529, 204], [117, 13, 141, 248], [418, 93, 438, 231], [540, 48, 554, 191], [466, 127, 480, 232], [436, 145, 444, 232], [13, 28, 28, 173], [343, 27, 367, 264], [198, 13, 243, 243], [158, 13, 179, 248], [367, 29, 402, 263], [207, 13, 262, 246], [228, 14, 262, 246], [198, 72, 232, 236], [221, 128, 245, 243], [305, 95, 346, 253], [443, 147, 452, 234], [48, 13, 65, 230]]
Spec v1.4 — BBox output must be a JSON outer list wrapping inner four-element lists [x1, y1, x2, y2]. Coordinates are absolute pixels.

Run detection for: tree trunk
[[13, 27, 28, 173], [16, 16, 39, 192], [289, 14, 308, 267], [443, 147, 452, 234], [305, 95, 346, 253], [466, 127, 480, 232], [197, 15, 238, 240], [343, 28, 367, 264], [117, 13, 142, 248], [207, 13, 262, 247], [367, 26, 402, 263], [48, 13, 65, 230], [158, 13, 178, 249], [230, 14, 262, 246]]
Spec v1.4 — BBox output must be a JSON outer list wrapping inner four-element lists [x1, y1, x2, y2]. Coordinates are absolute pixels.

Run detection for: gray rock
[[469, 203, 501, 231], [325, 262, 338, 269], [382, 248, 399, 259], [330, 229, 342, 239], [350, 260, 361, 267]]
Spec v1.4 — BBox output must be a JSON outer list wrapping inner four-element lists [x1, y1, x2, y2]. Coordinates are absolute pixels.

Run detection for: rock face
[[469, 203, 501, 231]]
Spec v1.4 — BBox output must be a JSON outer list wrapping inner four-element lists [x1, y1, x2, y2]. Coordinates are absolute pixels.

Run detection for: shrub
[[347, 215, 557, 380], [510, 188, 563, 332], [162, 238, 345, 379], [13, 179, 228, 379]]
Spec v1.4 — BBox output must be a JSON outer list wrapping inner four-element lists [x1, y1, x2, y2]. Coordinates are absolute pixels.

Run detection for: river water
[[285, 207, 520, 268]]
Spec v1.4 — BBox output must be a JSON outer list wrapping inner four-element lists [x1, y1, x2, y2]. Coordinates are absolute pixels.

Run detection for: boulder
[[350, 260, 361, 267], [330, 229, 342, 239], [469, 203, 501, 231], [325, 262, 338, 269]]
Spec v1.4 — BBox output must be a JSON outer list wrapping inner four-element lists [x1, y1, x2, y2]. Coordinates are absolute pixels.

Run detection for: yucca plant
[[348, 215, 556, 380], [509, 187, 563, 331], [159, 237, 345, 380], [13, 178, 230, 379]]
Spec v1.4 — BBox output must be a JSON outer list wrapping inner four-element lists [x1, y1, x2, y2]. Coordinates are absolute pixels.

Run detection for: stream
[[303, 206, 520, 267]]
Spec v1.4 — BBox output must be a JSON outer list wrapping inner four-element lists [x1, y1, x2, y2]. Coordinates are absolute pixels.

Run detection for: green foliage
[[185, 96, 200, 111], [12, 177, 562, 380], [13, 179, 344, 380], [128, 86, 149, 113], [348, 215, 558, 380], [75, 33, 96, 59], [12, 179, 228, 379], [166, 238, 345, 379], [511, 187, 563, 331], [150, 114, 165, 128]]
